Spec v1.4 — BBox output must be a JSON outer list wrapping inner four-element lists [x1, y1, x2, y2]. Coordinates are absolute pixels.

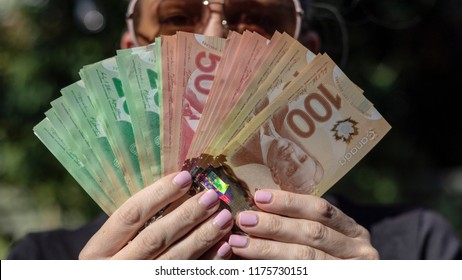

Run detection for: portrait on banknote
[[227, 102, 325, 195], [224, 55, 391, 197]]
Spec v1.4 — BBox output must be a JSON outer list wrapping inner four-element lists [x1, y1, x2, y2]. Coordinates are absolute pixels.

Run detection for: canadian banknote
[[35, 31, 390, 219]]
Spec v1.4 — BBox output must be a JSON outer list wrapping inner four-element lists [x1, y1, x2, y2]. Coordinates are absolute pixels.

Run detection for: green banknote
[[61, 81, 131, 206], [116, 45, 162, 185], [81, 57, 144, 195], [50, 96, 129, 207], [33, 118, 115, 214]]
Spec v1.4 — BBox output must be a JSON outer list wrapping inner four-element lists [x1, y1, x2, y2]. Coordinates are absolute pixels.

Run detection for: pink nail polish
[[217, 242, 231, 257], [173, 171, 192, 189], [213, 209, 232, 228], [254, 190, 273, 204], [228, 234, 249, 248], [198, 189, 219, 208], [239, 212, 258, 227]]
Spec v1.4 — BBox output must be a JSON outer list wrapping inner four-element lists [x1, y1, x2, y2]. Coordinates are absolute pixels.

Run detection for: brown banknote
[[220, 54, 390, 198]]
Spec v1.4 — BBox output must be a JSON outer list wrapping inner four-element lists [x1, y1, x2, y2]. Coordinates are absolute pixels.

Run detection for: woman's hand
[[228, 189, 379, 260], [79, 171, 234, 259]]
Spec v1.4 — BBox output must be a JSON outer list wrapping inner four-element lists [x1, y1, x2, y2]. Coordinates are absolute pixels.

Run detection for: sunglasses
[[126, 0, 304, 46]]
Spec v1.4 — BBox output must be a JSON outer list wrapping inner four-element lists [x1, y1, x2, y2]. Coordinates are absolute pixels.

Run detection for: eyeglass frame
[[126, 0, 305, 47]]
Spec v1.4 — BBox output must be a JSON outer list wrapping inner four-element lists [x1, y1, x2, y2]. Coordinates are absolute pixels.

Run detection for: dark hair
[[300, 0, 312, 18], [299, 0, 314, 33]]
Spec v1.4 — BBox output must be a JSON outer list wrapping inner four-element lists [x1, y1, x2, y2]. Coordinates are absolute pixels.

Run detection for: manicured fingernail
[[254, 190, 273, 204], [173, 171, 192, 189], [199, 189, 219, 208], [239, 212, 258, 227], [217, 242, 231, 257], [213, 209, 232, 229], [228, 234, 248, 248]]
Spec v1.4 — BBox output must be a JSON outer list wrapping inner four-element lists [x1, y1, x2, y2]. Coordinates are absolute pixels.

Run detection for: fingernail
[[238, 212, 258, 227], [213, 209, 232, 229], [228, 234, 248, 248], [217, 242, 231, 257], [254, 190, 273, 204], [199, 189, 219, 209], [173, 171, 192, 189]]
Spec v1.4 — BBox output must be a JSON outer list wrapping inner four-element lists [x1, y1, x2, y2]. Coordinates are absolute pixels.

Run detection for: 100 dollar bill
[[222, 54, 391, 197]]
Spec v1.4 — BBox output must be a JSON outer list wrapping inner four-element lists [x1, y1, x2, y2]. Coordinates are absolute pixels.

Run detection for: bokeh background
[[1, 0, 461, 259]]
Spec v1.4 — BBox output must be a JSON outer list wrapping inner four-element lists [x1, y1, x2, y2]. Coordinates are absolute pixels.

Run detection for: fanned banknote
[[173, 32, 226, 167], [34, 31, 390, 219], [116, 44, 162, 184], [80, 58, 144, 195], [222, 54, 389, 197]]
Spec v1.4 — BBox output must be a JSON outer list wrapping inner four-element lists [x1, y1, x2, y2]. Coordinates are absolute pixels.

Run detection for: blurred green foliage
[[0, 0, 127, 258], [1, 0, 462, 259]]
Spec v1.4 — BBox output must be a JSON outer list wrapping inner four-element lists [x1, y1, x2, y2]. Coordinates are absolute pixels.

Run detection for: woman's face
[[132, 0, 300, 45]]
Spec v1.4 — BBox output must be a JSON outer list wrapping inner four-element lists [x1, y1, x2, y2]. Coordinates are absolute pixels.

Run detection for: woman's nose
[[201, 3, 227, 37]]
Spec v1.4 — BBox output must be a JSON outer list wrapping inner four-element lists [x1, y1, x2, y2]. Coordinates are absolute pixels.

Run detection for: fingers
[[200, 240, 233, 260], [112, 189, 223, 259], [229, 190, 380, 260], [214, 242, 233, 260], [80, 171, 193, 259], [228, 234, 337, 260], [234, 211, 369, 259], [157, 209, 234, 260], [253, 190, 369, 239]]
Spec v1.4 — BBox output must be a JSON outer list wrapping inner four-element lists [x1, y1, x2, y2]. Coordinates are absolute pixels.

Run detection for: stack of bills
[[34, 31, 391, 217]]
